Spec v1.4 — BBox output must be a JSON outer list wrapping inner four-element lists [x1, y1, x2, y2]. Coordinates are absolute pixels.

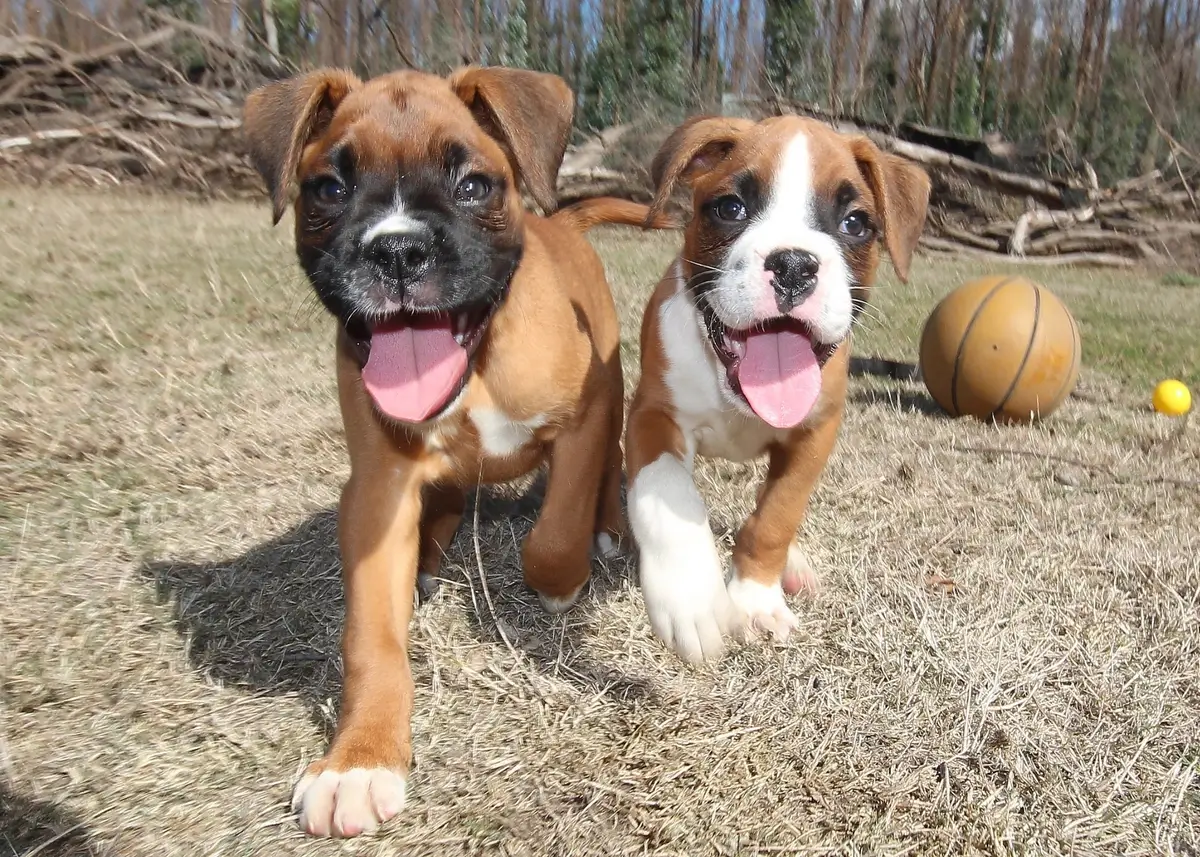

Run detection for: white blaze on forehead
[[707, 127, 855, 344], [361, 199, 423, 245], [766, 132, 816, 226]]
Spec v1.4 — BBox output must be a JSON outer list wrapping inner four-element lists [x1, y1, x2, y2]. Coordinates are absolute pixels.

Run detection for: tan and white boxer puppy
[[625, 115, 931, 663], [243, 66, 665, 838]]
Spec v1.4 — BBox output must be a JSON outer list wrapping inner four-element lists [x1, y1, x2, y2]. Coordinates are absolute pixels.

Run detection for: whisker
[[682, 257, 735, 275]]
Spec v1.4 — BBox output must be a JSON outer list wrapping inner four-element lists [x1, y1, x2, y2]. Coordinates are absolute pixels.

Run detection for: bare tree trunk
[[733, 0, 752, 93], [940, 0, 966, 128], [904, 1, 929, 121], [850, 0, 877, 114], [923, 0, 947, 123], [979, 0, 1002, 125], [261, 0, 281, 58], [1090, 0, 1113, 110], [1005, 0, 1035, 126], [830, 0, 854, 108], [1120, 0, 1144, 40], [1070, 0, 1099, 132], [708, 0, 723, 98]]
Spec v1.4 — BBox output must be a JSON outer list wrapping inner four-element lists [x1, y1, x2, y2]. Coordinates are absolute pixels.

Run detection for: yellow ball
[[1153, 379, 1192, 417]]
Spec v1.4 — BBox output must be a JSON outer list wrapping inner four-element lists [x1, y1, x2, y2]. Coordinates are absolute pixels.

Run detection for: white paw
[[593, 531, 621, 559], [782, 543, 820, 596], [726, 576, 799, 643], [291, 767, 407, 838], [640, 558, 742, 663], [628, 453, 742, 663], [538, 584, 583, 614]]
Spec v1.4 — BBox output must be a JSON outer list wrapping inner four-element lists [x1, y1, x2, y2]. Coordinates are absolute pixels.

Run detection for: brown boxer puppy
[[625, 115, 931, 663], [243, 66, 661, 838]]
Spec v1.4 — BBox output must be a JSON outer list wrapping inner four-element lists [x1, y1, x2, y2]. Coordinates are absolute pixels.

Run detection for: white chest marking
[[657, 269, 783, 463], [469, 408, 547, 458]]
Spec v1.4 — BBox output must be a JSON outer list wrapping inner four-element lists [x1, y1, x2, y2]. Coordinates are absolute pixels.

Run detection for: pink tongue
[[361, 317, 468, 423], [737, 328, 823, 429]]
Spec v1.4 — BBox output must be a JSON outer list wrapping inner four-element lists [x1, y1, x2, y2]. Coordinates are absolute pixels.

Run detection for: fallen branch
[[0, 126, 109, 150], [133, 110, 241, 131], [920, 235, 1138, 268], [868, 133, 1073, 205], [937, 224, 1003, 251], [1010, 206, 1095, 256]]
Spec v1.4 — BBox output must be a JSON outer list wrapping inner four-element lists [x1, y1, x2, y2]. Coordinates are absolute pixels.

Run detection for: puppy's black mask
[[295, 141, 523, 351]]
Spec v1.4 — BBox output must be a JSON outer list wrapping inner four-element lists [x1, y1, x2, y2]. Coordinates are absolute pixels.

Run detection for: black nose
[[366, 232, 435, 281], [764, 249, 820, 312]]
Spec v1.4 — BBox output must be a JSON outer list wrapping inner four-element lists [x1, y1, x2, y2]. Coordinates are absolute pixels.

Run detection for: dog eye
[[713, 195, 747, 222], [455, 174, 492, 204], [840, 212, 871, 238], [313, 177, 346, 204]]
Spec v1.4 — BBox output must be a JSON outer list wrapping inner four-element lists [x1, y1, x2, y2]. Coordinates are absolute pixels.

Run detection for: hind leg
[[523, 386, 617, 614], [593, 382, 625, 559], [417, 483, 466, 602]]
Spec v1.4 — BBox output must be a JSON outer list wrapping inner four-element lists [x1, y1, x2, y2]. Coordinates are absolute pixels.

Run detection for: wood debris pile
[[897, 152, 1200, 270], [0, 12, 276, 195], [2, 20, 1197, 270]]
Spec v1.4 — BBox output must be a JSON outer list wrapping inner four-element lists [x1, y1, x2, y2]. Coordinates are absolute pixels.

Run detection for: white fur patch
[[594, 531, 619, 558], [628, 452, 742, 663], [538, 584, 584, 615], [292, 766, 407, 838], [362, 202, 423, 245], [708, 131, 855, 345], [726, 576, 799, 642], [469, 408, 546, 458]]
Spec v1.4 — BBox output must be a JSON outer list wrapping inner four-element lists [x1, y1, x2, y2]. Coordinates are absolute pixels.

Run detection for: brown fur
[[242, 66, 665, 837], [628, 115, 930, 646]]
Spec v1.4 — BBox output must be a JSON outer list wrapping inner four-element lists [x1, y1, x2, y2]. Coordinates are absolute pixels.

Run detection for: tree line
[[8, 0, 1200, 183]]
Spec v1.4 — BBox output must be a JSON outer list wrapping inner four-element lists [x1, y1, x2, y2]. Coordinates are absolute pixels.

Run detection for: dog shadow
[[848, 384, 948, 417], [844, 355, 950, 418], [141, 472, 654, 739], [0, 784, 104, 856]]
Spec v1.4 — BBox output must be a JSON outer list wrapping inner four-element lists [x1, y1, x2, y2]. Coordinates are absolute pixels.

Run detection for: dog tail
[[553, 197, 679, 232]]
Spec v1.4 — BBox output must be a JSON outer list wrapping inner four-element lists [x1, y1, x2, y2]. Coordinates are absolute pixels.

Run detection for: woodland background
[[10, 0, 1200, 184], [4, 0, 1200, 267]]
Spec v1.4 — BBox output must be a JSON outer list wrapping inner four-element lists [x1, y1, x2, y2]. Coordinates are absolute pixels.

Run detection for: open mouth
[[706, 315, 839, 430], [346, 303, 496, 424]]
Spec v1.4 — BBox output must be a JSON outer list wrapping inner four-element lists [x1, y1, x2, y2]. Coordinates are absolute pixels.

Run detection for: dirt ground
[[1, 187, 1198, 857]]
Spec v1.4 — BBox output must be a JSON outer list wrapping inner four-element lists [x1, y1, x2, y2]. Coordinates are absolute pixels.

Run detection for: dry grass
[[1, 186, 1198, 857]]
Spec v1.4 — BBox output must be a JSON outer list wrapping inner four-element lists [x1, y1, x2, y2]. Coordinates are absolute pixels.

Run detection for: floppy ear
[[851, 138, 931, 283], [449, 66, 574, 214], [647, 116, 754, 222], [242, 69, 359, 224]]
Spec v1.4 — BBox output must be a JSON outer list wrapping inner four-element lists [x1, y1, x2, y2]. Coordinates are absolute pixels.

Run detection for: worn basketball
[[919, 275, 1081, 423]]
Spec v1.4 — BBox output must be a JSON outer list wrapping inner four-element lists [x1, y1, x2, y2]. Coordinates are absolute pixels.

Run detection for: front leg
[[291, 468, 423, 837], [626, 406, 741, 663], [291, 338, 427, 838], [727, 412, 842, 642], [416, 483, 466, 601], [522, 385, 619, 613]]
